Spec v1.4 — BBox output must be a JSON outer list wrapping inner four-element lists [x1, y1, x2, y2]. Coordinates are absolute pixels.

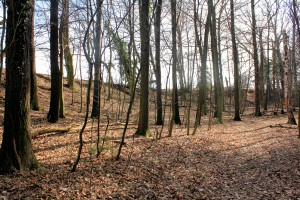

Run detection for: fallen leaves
[[0, 75, 299, 199]]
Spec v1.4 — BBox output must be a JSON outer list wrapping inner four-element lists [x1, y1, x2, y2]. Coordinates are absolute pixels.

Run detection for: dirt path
[[0, 113, 299, 199]]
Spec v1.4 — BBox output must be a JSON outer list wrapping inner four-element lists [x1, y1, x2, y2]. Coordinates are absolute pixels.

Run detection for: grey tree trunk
[[283, 31, 297, 125], [135, 0, 150, 136], [259, 28, 264, 111], [209, 0, 223, 123], [177, 24, 186, 91], [193, 0, 211, 134], [264, 16, 271, 111], [272, 41, 278, 115], [91, 0, 103, 118], [283, 31, 289, 111], [251, 0, 262, 116], [298, 90, 300, 137], [170, 0, 181, 128], [62, 0, 74, 89]]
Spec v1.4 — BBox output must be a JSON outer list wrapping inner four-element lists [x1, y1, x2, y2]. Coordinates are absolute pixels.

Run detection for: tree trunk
[[0, 0, 6, 83], [274, 35, 285, 114], [217, 4, 225, 112], [30, 0, 39, 111], [106, 0, 112, 101], [298, 90, 300, 138], [171, 0, 181, 126], [177, 24, 186, 91], [251, 0, 262, 116], [272, 41, 278, 115], [264, 18, 271, 111], [283, 30, 297, 125], [154, 0, 163, 125], [91, 0, 103, 118], [209, 0, 223, 123], [283, 31, 289, 111], [230, 0, 241, 121], [259, 28, 264, 111], [292, 13, 297, 107], [193, 0, 210, 134], [135, 0, 150, 136], [62, 0, 74, 89], [59, 22, 65, 118], [0, 0, 39, 174], [47, 0, 60, 123]]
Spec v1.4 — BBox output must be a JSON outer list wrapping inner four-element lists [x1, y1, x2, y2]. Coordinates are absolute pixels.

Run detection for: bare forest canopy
[[28, 0, 299, 87]]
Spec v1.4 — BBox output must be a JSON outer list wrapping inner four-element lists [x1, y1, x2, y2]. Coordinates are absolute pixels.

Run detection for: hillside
[[0, 74, 299, 199]]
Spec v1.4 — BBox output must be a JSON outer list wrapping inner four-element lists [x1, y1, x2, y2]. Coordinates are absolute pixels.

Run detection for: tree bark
[[283, 30, 297, 125], [47, 0, 60, 123], [30, 0, 40, 111], [59, 23, 65, 118], [230, 0, 241, 121], [272, 41, 278, 115], [0, 0, 6, 83], [259, 28, 264, 111], [251, 0, 262, 116], [298, 90, 300, 138], [154, 0, 164, 125], [135, 0, 150, 136], [193, 0, 211, 134], [0, 0, 39, 174], [171, 0, 181, 126], [283, 30, 289, 111], [91, 0, 103, 118], [264, 17, 271, 111], [62, 0, 74, 89], [208, 0, 223, 123], [177, 23, 186, 91]]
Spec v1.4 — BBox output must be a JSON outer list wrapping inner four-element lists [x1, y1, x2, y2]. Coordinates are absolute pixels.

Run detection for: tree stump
[[287, 107, 297, 125]]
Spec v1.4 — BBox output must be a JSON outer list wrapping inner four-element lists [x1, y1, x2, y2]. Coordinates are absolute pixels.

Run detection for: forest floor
[[0, 74, 299, 199]]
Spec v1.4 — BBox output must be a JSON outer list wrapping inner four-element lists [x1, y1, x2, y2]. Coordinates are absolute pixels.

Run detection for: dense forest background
[[0, 0, 299, 198]]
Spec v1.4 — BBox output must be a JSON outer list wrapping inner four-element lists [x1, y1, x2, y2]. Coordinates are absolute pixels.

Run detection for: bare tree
[[135, 0, 150, 136], [47, 0, 61, 123], [230, 0, 241, 121], [30, 0, 40, 111], [208, 0, 223, 123], [171, 0, 181, 125], [283, 30, 297, 125], [251, 0, 262, 116], [193, 0, 211, 134], [154, 0, 164, 125], [91, 0, 104, 118], [63, 0, 74, 89]]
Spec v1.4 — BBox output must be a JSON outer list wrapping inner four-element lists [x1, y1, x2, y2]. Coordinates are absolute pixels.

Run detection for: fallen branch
[[269, 124, 298, 129], [32, 126, 72, 138]]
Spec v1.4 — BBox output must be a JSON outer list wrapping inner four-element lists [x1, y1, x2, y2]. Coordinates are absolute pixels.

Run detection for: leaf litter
[[0, 75, 299, 199]]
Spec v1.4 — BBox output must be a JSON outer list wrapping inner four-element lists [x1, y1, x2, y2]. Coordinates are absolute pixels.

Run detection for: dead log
[[269, 124, 297, 129], [31, 126, 72, 138]]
